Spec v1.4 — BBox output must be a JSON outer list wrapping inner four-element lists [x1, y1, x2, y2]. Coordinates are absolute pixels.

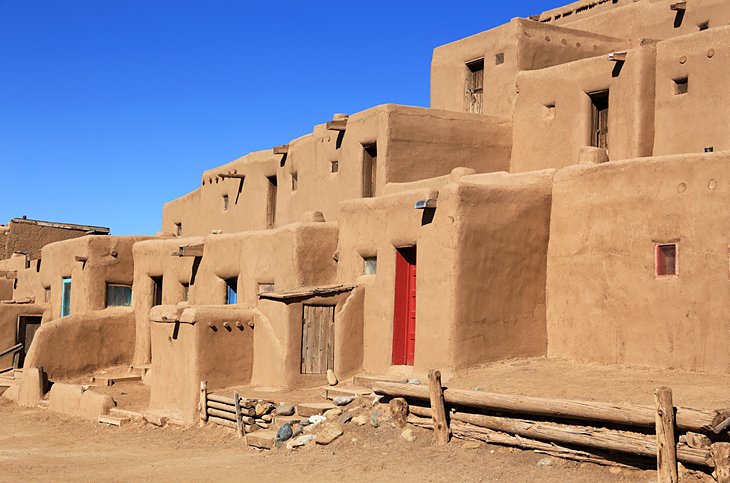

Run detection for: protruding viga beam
[[372, 381, 727, 434]]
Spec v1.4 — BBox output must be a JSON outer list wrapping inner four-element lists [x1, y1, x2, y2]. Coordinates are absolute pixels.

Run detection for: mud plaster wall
[[447, 171, 554, 368], [162, 105, 510, 238], [430, 18, 626, 117], [0, 303, 47, 369], [541, 0, 730, 43], [24, 307, 135, 379], [653, 27, 730, 156], [2, 221, 91, 260], [512, 44, 656, 172], [546, 154, 730, 373]]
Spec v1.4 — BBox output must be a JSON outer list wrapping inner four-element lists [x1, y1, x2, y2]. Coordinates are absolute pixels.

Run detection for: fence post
[[233, 390, 243, 439], [428, 370, 450, 445], [655, 387, 678, 483], [199, 381, 208, 423]]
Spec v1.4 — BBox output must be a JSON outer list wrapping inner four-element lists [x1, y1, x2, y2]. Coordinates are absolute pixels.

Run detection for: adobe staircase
[[0, 368, 22, 396]]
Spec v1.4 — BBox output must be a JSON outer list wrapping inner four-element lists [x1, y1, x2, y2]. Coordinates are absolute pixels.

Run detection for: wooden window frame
[[655, 243, 679, 277], [589, 90, 609, 150], [465, 59, 484, 114]]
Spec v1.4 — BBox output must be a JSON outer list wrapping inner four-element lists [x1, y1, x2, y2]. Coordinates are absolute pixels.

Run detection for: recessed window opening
[[44, 288, 51, 303], [544, 103, 556, 120], [698, 21, 709, 31], [291, 172, 298, 191], [225, 278, 238, 304], [362, 143, 377, 198], [151, 276, 163, 306], [266, 175, 277, 229], [61, 277, 72, 317], [258, 282, 275, 294], [363, 256, 377, 275], [106, 284, 132, 307], [589, 90, 609, 150], [495, 52, 505, 65], [181, 282, 190, 302], [331, 160, 339, 173], [465, 59, 484, 114], [222, 194, 229, 212], [175, 223, 182, 237], [674, 77, 688, 95], [656, 244, 678, 277]]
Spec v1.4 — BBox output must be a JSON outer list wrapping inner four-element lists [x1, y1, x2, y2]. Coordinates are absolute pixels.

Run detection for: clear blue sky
[[0, 0, 566, 235]]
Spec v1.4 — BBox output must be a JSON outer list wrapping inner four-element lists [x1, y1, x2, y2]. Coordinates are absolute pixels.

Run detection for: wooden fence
[[374, 370, 730, 483], [199, 381, 276, 438]]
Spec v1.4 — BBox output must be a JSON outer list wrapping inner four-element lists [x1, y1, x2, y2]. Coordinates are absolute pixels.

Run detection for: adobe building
[[3, 0, 728, 425]]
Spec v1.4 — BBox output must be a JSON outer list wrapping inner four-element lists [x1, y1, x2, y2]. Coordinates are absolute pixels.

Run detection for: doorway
[[392, 246, 417, 366], [300, 305, 335, 374], [16, 316, 42, 368]]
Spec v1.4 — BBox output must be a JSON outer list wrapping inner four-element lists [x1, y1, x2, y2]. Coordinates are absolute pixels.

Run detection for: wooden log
[[326, 119, 347, 131], [372, 381, 723, 433], [200, 381, 208, 423], [408, 414, 637, 469], [273, 145, 289, 155], [711, 443, 730, 483], [234, 390, 243, 439], [218, 173, 245, 179], [428, 370, 450, 445], [655, 387, 678, 483], [207, 408, 237, 422], [408, 405, 709, 467], [209, 416, 237, 430], [389, 398, 409, 429]]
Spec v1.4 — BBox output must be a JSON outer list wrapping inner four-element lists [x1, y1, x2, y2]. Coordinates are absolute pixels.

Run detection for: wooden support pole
[[711, 443, 730, 483], [200, 381, 208, 423], [428, 370, 450, 444], [655, 387, 678, 483], [234, 390, 243, 439]]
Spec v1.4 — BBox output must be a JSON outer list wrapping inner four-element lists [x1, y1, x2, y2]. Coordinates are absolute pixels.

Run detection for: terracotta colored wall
[[1, 220, 94, 260], [546, 153, 730, 372], [512, 43, 656, 172], [24, 307, 135, 379], [654, 27, 730, 156], [431, 19, 626, 117]]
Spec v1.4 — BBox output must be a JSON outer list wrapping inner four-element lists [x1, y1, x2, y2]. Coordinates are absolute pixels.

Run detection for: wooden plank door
[[301, 305, 335, 374], [16, 315, 42, 368], [392, 246, 417, 366]]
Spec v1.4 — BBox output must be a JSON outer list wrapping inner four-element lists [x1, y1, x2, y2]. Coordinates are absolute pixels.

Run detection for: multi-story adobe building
[[1, 0, 728, 424]]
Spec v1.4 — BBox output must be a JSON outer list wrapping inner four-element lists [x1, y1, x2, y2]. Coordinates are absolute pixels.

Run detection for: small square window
[[656, 244, 678, 277], [292, 172, 298, 191], [107, 284, 132, 307], [258, 282, 275, 294], [222, 194, 229, 212], [331, 160, 339, 173], [495, 52, 505, 65], [544, 103, 556, 120], [225, 278, 238, 304], [674, 77, 688, 95], [175, 223, 182, 237], [363, 256, 377, 275]]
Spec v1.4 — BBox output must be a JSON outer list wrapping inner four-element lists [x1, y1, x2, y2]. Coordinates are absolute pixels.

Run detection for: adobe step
[[91, 374, 143, 386], [352, 375, 406, 389], [321, 386, 374, 400], [246, 430, 278, 450]]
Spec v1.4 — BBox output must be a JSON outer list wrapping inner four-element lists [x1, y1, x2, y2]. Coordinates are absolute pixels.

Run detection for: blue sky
[[0, 0, 566, 235]]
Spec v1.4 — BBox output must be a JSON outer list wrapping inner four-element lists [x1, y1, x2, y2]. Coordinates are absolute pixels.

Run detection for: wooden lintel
[[670, 1, 686, 11], [415, 199, 438, 210], [75, 256, 89, 263], [218, 173, 245, 179], [273, 145, 289, 155], [608, 51, 627, 62], [28, 250, 42, 261], [326, 119, 348, 131], [174, 244, 205, 257]]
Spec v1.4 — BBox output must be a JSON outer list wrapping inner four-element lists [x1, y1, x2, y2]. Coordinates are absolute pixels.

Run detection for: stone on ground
[[275, 403, 295, 416], [401, 428, 416, 442], [286, 434, 315, 450], [352, 414, 368, 426], [315, 422, 343, 445], [536, 458, 553, 467], [323, 408, 342, 420], [296, 402, 335, 418], [326, 369, 338, 386], [246, 430, 277, 450]]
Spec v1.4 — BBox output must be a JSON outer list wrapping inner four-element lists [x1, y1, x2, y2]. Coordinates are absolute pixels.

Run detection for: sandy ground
[[0, 398, 665, 483]]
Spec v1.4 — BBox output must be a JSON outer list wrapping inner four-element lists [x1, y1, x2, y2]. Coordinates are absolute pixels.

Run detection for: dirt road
[[0, 398, 670, 483]]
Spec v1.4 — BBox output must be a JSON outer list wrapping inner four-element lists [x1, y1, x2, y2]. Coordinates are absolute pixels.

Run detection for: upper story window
[[226, 278, 238, 304], [152, 276, 163, 306], [465, 59, 484, 114], [266, 176, 277, 229], [363, 256, 377, 275], [362, 144, 377, 198], [61, 277, 72, 317], [181, 282, 190, 302], [175, 223, 182, 237], [589, 90, 609, 150], [107, 284, 132, 307], [674, 77, 688, 95], [656, 244, 678, 277], [222, 194, 229, 212]]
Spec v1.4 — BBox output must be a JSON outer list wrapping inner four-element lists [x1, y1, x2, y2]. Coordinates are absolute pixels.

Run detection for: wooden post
[[199, 381, 208, 423], [655, 387, 678, 483], [428, 370, 450, 445], [711, 443, 730, 483], [233, 390, 244, 439]]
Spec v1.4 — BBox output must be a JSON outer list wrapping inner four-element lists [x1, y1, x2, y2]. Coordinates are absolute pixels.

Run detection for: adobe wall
[[512, 42, 656, 172], [0, 303, 48, 369], [1, 219, 96, 260], [653, 27, 730, 156], [431, 18, 627, 117], [162, 105, 511, 238], [540, 0, 730, 42], [24, 307, 135, 379], [546, 153, 730, 372]]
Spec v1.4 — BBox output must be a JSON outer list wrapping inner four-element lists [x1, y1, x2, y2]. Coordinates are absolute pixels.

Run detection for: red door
[[392, 246, 417, 365]]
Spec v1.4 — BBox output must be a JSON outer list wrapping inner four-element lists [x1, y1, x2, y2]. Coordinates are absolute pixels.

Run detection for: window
[[363, 256, 377, 275], [495, 52, 505, 65], [175, 223, 182, 237], [44, 288, 50, 303], [226, 278, 238, 304], [258, 282, 275, 294], [698, 21, 709, 31], [362, 143, 377, 198], [544, 103, 556, 120], [152, 276, 163, 306], [222, 194, 229, 212], [331, 160, 339, 173], [291, 172, 298, 191], [266, 176, 277, 229], [465, 59, 484, 114], [589, 90, 609, 150], [181, 282, 190, 302], [674, 77, 688, 95], [106, 284, 132, 307], [656, 244, 678, 277], [61, 277, 72, 317]]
